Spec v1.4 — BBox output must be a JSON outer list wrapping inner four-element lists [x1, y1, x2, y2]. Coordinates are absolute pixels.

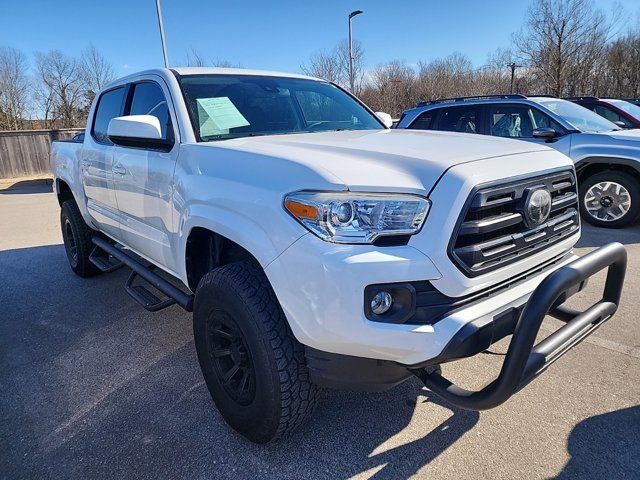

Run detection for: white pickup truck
[[51, 67, 626, 443]]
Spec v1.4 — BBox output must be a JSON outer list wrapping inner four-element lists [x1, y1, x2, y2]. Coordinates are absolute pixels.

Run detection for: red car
[[566, 96, 640, 129]]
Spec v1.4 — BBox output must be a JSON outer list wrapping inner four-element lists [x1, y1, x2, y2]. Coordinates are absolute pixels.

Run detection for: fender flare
[[575, 156, 640, 178], [177, 203, 303, 281]]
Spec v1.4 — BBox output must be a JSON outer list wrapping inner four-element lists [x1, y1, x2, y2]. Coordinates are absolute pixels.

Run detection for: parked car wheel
[[579, 171, 640, 228], [60, 200, 101, 277], [193, 261, 319, 443]]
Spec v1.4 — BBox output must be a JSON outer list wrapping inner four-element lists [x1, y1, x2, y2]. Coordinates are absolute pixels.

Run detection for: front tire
[[579, 171, 640, 228], [60, 200, 101, 277], [193, 262, 319, 443]]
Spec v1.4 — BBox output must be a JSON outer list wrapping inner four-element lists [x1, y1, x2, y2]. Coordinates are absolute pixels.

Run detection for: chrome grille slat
[[450, 171, 579, 276], [459, 212, 523, 235]]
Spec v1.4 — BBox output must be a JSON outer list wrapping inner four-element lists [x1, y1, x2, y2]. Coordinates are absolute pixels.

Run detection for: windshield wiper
[[203, 132, 268, 142]]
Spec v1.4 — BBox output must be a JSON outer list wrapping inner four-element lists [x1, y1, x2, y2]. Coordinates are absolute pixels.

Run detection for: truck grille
[[450, 170, 579, 276]]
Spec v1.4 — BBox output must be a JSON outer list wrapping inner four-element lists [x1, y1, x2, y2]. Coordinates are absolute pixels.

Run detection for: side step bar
[[89, 245, 124, 273], [91, 237, 194, 312]]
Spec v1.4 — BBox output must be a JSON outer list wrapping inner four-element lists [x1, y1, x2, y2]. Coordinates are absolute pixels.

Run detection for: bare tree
[[185, 47, 206, 67], [183, 48, 242, 68], [0, 46, 30, 130], [80, 45, 115, 105], [336, 39, 365, 94], [35, 50, 86, 128], [360, 61, 416, 116], [514, 0, 620, 96], [301, 40, 365, 93], [301, 51, 341, 83]]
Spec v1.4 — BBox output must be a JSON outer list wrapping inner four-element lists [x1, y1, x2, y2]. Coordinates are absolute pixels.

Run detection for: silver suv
[[397, 94, 640, 228]]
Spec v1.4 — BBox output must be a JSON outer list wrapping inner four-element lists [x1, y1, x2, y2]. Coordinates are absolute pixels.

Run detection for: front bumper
[[266, 232, 600, 365], [412, 242, 626, 410]]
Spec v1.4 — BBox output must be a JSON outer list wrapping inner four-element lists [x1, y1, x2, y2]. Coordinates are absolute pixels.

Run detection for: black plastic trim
[[365, 251, 571, 325], [448, 168, 579, 277], [305, 347, 412, 392]]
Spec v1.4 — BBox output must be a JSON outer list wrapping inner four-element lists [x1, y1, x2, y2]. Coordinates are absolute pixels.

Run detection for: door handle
[[113, 165, 127, 175]]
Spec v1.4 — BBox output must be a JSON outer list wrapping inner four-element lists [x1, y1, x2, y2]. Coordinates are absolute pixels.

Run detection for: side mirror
[[375, 111, 394, 128], [108, 115, 172, 150], [532, 128, 557, 141], [613, 120, 627, 129]]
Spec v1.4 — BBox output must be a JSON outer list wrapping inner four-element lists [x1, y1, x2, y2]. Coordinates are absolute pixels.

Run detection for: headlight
[[284, 191, 430, 244]]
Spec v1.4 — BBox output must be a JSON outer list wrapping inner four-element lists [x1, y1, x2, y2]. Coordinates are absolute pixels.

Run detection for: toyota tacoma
[[51, 68, 626, 443]]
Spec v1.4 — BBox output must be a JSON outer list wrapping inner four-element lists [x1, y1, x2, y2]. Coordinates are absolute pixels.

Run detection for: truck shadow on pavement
[[1, 243, 481, 479], [0, 179, 53, 195], [553, 406, 640, 479]]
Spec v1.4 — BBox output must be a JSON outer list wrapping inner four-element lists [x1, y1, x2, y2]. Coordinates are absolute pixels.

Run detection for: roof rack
[[527, 94, 558, 98], [417, 94, 526, 107], [564, 96, 600, 101]]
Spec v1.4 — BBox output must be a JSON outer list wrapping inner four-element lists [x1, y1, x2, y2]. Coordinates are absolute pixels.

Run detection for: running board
[[89, 245, 124, 272], [125, 270, 176, 312], [91, 237, 194, 312]]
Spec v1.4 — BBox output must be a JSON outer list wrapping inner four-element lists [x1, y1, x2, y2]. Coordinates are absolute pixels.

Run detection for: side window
[[408, 110, 438, 130], [92, 86, 126, 144], [437, 106, 481, 134], [529, 108, 565, 133], [128, 82, 174, 142], [593, 105, 631, 127], [489, 105, 536, 138]]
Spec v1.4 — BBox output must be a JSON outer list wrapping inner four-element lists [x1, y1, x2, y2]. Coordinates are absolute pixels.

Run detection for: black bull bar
[[412, 242, 627, 411]]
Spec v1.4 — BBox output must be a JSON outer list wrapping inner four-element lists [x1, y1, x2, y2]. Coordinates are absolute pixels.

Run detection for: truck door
[[81, 85, 127, 238], [111, 79, 178, 271]]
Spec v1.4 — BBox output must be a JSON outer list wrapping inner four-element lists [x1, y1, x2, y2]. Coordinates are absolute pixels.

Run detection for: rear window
[[437, 106, 481, 134], [408, 110, 437, 130], [92, 86, 126, 144]]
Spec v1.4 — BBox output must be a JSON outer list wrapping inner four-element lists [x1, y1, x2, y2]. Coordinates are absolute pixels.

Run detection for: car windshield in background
[[532, 98, 620, 133], [609, 99, 640, 120], [179, 74, 383, 141]]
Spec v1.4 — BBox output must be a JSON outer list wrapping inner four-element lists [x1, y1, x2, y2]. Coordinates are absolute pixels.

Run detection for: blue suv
[[397, 95, 640, 228]]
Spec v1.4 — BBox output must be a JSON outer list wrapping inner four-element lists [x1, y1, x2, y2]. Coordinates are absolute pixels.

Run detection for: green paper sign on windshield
[[196, 97, 250, 137]]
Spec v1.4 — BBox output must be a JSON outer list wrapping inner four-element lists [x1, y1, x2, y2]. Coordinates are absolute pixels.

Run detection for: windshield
[[179, 74, 383, 141], [608, 99, 640, 120], [532, 98, 620, 133]]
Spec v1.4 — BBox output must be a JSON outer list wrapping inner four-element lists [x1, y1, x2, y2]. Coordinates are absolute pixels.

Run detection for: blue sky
[[0, 0, 632, 77]]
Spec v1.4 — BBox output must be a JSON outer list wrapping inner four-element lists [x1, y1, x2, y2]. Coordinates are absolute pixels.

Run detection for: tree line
[[0, 45, 115, 130], [307, 0, 640, 116], [1, 0, 639, 129]]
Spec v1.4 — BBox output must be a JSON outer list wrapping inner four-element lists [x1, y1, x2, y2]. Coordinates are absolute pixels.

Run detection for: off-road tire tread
[[197, 261, 319, 442], [61, 200, 101, 277]]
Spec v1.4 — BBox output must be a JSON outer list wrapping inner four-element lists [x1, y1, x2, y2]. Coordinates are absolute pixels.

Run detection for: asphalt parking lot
[[1, 179, 639, 480]]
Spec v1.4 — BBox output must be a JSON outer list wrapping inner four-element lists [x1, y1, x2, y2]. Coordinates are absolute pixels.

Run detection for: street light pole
[[155, 0, 170, 68], [348, 10, 364, 93]]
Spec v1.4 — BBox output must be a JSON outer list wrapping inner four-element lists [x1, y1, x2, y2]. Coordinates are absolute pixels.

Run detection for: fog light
[[371, 291, 393, 315]]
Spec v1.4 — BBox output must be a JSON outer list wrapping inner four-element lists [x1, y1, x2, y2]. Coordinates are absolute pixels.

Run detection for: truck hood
[[199, 129, 553, 193]]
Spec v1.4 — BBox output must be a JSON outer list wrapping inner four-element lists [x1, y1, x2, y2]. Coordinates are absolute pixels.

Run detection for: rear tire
[[60, 200, 101, 277], [193, 261, 319, 443], [579, 170, 640, 228]]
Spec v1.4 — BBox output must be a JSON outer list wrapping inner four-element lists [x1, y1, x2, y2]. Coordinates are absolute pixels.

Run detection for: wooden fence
[[0, 129, 83, 179]]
